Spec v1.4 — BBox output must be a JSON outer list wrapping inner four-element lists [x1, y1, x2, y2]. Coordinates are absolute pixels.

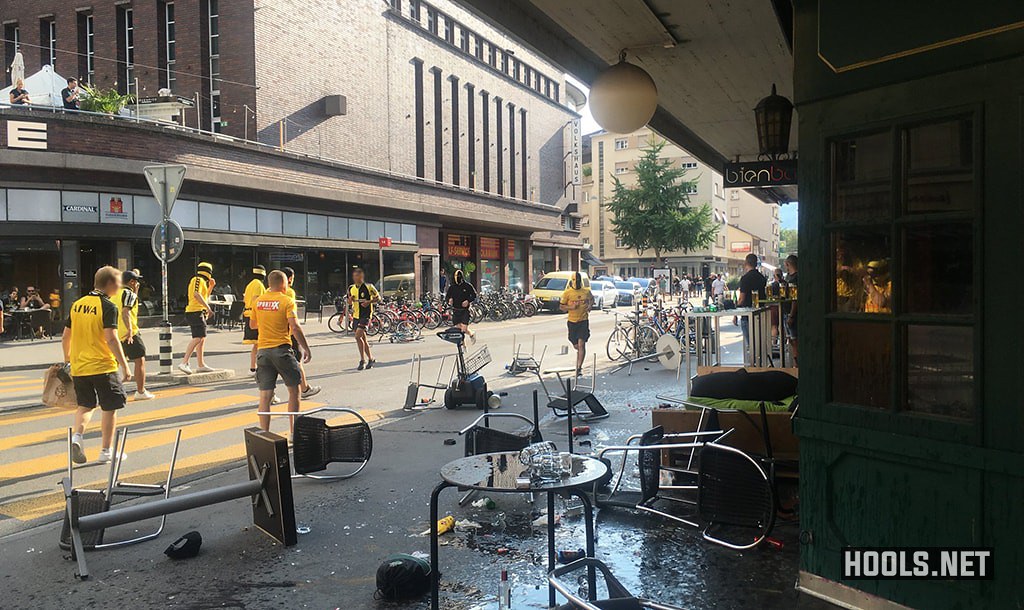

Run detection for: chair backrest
[[292, 415, 373, 474], [228, 301, 245, 321], [222, 294, 235, 303], [637, 426, 665, 503], [697, 443, 773, 529], [306, 293, 323, 312]]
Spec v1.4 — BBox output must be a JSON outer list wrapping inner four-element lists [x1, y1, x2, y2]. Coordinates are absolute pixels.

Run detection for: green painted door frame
[[792, 2, 1024, 608]]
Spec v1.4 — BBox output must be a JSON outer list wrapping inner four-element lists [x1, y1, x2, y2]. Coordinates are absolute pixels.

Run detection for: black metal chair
[[549, 558, 685, 610], [304, 293, 324, 323], [226, 300, 245, 330], [456, 396, 543, 505], [286, 407, 373, 480]]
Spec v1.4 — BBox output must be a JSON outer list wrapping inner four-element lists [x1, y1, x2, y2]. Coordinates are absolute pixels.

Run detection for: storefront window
[[479, 237, 501, 293], [506, 239, 525, 291]]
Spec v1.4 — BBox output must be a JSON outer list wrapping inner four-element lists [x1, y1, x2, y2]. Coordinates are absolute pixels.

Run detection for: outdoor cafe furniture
[[549, 557, 685, 610], [680, 306, 773, 392], [10, 308, 50, 340], [429, 451, 609, 609]]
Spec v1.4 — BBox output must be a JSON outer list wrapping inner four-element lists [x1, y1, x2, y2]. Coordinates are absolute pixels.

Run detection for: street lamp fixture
[[589, 50, 658, 134], [754, 83, 793, 160]]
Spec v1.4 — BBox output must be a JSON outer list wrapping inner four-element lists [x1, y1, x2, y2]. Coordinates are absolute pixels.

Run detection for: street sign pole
[[144, 164, 187, 376]]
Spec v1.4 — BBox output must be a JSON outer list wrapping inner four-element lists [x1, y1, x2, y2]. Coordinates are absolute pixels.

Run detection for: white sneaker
[[178, 363, 194, 375], [249, 370, 258, 379], [271, 394, 282, 405], [469, 333, 477, 345], [97, 448, 127, 464], [301, 385, 322, 399], [135, 390, 156, 401], [71, 435, 86, 465], [197, 365, 215, 373]]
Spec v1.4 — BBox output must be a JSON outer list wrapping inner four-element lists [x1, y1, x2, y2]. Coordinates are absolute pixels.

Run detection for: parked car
[[532, 270, 590, 312], [627, 277, 658, 295], [590, 280, 618, 309], [613, 281, 642, 306], [381, 273, 415, 298]]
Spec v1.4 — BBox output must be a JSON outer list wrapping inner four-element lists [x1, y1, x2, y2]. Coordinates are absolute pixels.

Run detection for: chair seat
[[293, 415, 372, 475]]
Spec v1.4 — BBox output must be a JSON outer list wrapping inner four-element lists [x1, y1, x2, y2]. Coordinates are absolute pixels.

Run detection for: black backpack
[[375, 554, 432, 601]]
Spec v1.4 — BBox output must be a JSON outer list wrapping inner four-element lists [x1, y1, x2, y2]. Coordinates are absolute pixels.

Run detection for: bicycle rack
[[403, 353, 450, 410]]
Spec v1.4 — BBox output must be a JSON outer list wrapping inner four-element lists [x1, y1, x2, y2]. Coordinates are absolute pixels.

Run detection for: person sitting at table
[[5, 286, 19, 309], [21, 286, 52, 338], [9, 79, 30, 105]]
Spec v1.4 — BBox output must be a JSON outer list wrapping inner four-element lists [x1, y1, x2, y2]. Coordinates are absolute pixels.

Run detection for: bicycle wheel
[[606, 326, 631, 362], [638, 325, 660, 361], [423, 309, 442, 330], [365, 315, 381, 336], [396, 320, 419, 342], [327, 312, 346, 334]]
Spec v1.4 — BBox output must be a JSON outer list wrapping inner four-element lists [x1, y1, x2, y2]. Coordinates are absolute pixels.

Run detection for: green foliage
[[780, 228, 798, 255], [582, 164, 592, 177], [79, 84, 135, 114], [604, 139, 718, 262], [727, 276, 741, 290]]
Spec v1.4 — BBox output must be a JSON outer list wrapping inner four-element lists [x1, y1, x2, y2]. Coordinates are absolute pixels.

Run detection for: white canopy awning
[[1, 65, 68, 107]]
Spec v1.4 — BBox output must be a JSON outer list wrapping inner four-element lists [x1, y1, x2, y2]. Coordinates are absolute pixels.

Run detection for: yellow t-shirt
[[185, 274, 211, 313], [243, 278, 266, 318], [66, 291, 119, 377], [116, 287, 140, 341], [286, 286, 296, 299], [349, 283, 379, 319], [252, 290, 297, 350], [560, 286, 592, 323]]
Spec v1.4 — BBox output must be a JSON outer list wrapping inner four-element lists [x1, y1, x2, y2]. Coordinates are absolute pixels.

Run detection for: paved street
[[0, 309, 824, 610]]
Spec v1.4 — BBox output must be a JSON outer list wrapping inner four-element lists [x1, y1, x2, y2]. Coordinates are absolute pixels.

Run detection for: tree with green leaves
[[604, 139, 718, 264], [780, 227, 798, 257]]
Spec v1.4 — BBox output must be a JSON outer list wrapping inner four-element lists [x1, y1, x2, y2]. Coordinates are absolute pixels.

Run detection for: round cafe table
[[429, 451, 609, 609]]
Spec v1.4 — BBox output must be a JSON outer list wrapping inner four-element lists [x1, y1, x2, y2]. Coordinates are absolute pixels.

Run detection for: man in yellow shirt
[[63, 266, 133, 464], [559, 272, 593, 376], [117, 269, 154, 400], [251, 270, 312, 431], [347, 267, 380, 370], [179, 261, 215, 375], [282, 266, 320, 398], [242, 265, 267, 377]]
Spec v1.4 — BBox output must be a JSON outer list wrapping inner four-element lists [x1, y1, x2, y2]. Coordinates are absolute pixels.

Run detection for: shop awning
[[581, 250, 604, 266]]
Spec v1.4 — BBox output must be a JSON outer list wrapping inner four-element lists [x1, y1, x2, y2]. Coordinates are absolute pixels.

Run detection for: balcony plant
[[79, 84, 135, 115]]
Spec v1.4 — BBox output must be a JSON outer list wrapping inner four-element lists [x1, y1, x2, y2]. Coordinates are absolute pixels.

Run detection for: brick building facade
[[0, 0, 584, 313]]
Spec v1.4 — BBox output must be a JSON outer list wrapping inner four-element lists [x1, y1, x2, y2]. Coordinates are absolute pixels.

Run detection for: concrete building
[[0, 0, 585, 315], [580, 127, 779, 279]]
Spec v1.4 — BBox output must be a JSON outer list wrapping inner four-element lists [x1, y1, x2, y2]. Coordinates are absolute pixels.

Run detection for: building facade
[[580, 128, 779, 280], [0, 0, 584, 317]]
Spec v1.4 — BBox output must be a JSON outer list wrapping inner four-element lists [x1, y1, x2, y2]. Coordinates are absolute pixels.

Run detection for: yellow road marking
[[0, 393, 258, 453], [0, 383, 41, 394], [0, 379, 40, 388], [0, 408, 384, 521], [0, 386, 205, 427], [0, 376, 29, 381]]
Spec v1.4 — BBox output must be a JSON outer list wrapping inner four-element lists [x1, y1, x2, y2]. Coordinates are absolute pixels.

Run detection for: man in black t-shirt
[[61, 77, 80, 110], [737, 253, 767, 364], [444, 269, 478, 343]]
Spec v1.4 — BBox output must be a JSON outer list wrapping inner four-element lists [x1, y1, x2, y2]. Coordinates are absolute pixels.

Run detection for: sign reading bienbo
[[723, 160, 797, 188]]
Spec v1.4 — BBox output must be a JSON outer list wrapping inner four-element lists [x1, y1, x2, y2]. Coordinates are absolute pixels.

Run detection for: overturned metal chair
[[549, 558, 685, 610], [259, 407, 373, 480], [60, 427, 181, 552], [597, 426, 776, 549]]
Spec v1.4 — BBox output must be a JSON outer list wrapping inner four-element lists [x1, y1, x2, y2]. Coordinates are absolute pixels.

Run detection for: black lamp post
[[754, 83, 793, 160]]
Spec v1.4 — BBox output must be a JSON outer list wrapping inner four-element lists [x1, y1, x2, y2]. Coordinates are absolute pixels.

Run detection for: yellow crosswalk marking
[[0, 386, 206, 427], [0, 376, 29, 381], [0, 408, 384, 521], [0, 379, 40, 388], [0, 393, 258, 453], [0, 383, 41, 394]]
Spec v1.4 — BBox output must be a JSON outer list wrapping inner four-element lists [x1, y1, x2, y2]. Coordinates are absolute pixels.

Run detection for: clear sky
[[779, 202, 798, 230]]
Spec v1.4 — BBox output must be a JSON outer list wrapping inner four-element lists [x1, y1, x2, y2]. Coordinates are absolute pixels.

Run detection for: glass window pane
[[904, 223, 972, 315], [308, 214, 328, 238], [833, 230, 891, 314], [906, 325, 973, 419], [229, 206, 256, 233], [257, 209, 282, 234], [349, 218, 367, 241], [384, 222, 401, 240], [367, 220, 385, 241], [905, 117, 973, 214], [831, 321, 891, 409], [401, 223, 416, 243], [831, 131, 891, 221], [171, 199, 199, 228], [282, 212, 306, 236], [199, 202, 229, 230], [328, 217, 348, 239]]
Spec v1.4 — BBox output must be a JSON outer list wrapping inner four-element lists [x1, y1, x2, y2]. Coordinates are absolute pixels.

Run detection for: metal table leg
[[573, 490, 597, 601], [430, 481, 454, 610], [547, 491, 557, 608]]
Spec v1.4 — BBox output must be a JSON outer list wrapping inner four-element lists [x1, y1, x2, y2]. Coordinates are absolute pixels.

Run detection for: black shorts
[[256, 345, 303, 390], [73, 372, 127, 411], [567, 319, 591, 344], [451, 309, 470, 326], [243, 321, 259, 344], [354, 316, 370, 329], [185, 311, 207, 338], [121, 334, 146, 361]]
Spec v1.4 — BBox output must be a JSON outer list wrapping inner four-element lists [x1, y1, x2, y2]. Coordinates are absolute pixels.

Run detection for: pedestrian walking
[[737, 254, 767, 363], [242, 265, 267, 377], [559, 272, 592, 376], [251, 270, 311, 432], [63, 266, 133, 464], [439, 268, 448, 295], [712, 274, 726, 306], [282, 267, 321, 398], [445, 269, 477, 344], [680, 276, 691, 301], [347, 267, 380, 370], [118, 269, 154, 401], [179, 262, 215, 375]]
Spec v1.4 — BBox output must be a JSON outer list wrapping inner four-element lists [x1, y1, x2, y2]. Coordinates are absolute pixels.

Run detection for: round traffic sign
[[151, 219, 185, 263]]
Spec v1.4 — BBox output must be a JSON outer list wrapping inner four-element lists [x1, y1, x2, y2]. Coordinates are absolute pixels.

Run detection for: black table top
[[440, 451, 608, 493]]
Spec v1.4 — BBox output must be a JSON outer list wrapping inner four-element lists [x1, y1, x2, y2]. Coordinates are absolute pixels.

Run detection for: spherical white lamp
[[589, 52, 658, 134]]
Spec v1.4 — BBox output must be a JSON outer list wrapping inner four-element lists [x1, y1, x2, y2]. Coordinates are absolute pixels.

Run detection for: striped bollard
[[159, 321, 173, 376]]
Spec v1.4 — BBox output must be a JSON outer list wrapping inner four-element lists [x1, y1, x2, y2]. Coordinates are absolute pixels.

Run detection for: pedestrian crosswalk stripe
[[0, 407, 382, 521], [0, 386, 204, 427], [0, 379, 40, 388], [0, 393, 259, 453], [0, 382, 41, 393], [0, 400, 324, 483], [0, 376, 29, 381]]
